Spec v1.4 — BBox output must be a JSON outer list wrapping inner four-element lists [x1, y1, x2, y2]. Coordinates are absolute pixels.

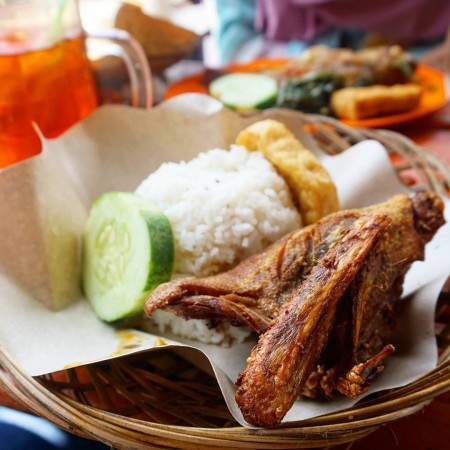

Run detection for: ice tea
[[0, 33, 98, 168]]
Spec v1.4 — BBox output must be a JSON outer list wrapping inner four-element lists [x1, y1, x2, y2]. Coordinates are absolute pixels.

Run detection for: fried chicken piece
[[335, 344, 395, 398], [235, 214, 390, 426], [145, 206, 359, 332], [145, 193, 442, 331], [309, 192, 444, 400], [144, 193, 445, 426]]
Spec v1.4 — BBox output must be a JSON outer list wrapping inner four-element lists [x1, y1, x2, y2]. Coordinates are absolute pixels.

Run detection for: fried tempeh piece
[[236, 120, 339, 224], [331, 84, 422, 120], [235, 214, 389, 427]]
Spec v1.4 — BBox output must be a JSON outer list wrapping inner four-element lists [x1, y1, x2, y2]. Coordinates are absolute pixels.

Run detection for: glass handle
[[86, 28, 153, 109]]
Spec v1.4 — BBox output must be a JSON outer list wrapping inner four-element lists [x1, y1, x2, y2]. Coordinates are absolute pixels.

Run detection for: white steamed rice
[[136, 145, 301, 277], [136, 145, 302, 345], [147, 309, 254, 347]]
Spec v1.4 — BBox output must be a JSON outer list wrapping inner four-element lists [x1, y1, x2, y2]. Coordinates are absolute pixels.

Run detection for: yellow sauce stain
[[62, 330, 168, 369], [112, 329, 147, 356], [64, 361, 86, 369], [112, 329, 168, 356], [153, 337, 167, 347]]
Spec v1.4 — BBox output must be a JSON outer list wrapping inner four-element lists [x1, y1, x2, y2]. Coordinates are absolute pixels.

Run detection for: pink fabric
[[255, 0, 450, 42]]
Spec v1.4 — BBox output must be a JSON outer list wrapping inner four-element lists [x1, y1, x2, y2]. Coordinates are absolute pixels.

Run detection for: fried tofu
[[236, 120, 339, 224], [331, 83, 422, 120]]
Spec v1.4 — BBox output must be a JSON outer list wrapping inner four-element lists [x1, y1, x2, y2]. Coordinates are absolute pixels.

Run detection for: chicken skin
[[145, 192, 445, 426]]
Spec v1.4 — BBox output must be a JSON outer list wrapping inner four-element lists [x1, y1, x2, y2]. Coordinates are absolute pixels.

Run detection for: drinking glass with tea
[[0, 0, 152, 168]]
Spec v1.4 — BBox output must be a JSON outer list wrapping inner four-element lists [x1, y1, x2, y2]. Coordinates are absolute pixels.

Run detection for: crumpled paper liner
[[0, 94, 449, 427]]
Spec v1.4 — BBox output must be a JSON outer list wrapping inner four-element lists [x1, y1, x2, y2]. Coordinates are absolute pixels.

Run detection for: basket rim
[[1, 341, 447, 449]]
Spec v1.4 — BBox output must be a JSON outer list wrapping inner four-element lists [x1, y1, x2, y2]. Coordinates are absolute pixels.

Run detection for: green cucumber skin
[[82, 192, 174, 322], [220, 96, 276, 111], [254, 97, 277, 110], [209, 73, 278, 111], [142, 209, 174, 292]]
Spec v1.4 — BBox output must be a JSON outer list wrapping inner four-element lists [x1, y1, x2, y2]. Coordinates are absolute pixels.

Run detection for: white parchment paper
[[0, 94, 449, 427]]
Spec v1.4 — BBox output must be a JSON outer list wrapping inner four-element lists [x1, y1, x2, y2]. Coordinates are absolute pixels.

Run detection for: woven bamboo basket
[[0, 112, 449, 450]]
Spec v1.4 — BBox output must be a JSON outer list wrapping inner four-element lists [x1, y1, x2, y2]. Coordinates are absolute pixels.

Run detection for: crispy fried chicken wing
[[305, 192, 444, 401], [144, 192, 445, 426], [235, 214, 390, 426]]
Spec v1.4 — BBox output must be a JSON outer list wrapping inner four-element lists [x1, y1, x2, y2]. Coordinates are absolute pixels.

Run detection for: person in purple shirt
[[211, 0, 450, 64]]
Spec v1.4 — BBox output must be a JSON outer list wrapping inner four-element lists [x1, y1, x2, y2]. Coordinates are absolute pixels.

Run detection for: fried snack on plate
[[331, 83, 422, 120], [236, 119, 339, 225], [115, 3, 200, 72]]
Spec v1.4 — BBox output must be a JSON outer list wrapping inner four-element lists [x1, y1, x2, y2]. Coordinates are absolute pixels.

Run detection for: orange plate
[[166, 59, 449, 128]]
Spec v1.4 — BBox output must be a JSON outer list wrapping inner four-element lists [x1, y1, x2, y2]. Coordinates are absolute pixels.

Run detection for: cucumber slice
[[82, 192, 174, 322], [209, 73, 278, 111]]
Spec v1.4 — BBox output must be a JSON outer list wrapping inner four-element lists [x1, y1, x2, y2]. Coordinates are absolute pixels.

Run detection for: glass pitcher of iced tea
[[0, 0, 152, 168]]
